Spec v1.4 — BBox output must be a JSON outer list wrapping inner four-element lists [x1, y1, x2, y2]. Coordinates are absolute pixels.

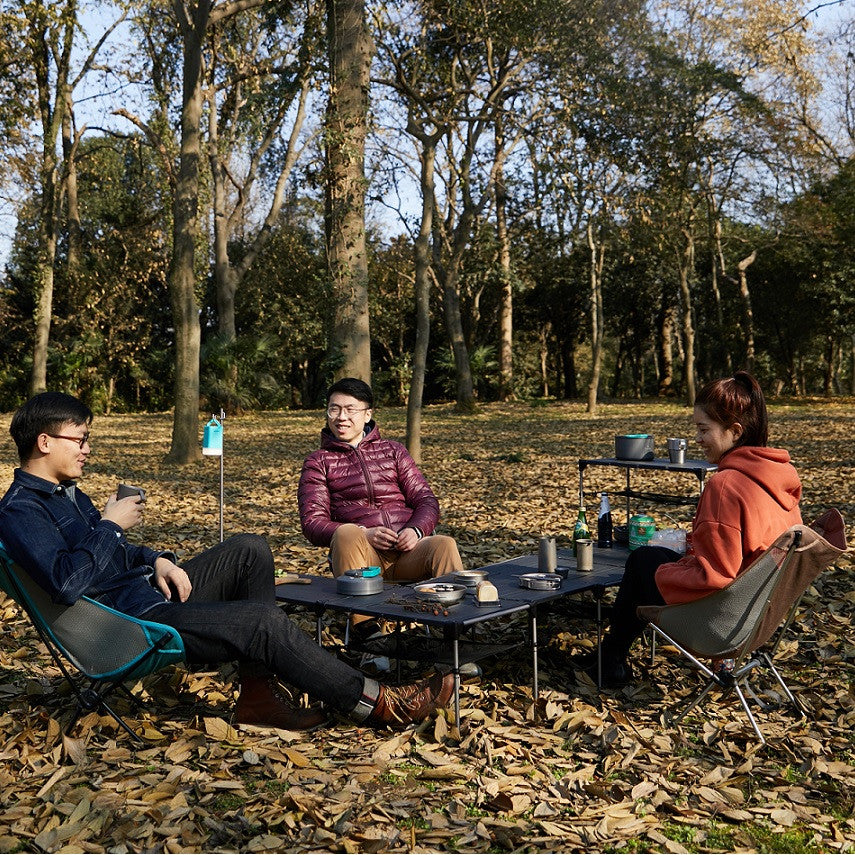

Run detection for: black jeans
[[145, 534, 364, 713], [603, 545, 681, 660]]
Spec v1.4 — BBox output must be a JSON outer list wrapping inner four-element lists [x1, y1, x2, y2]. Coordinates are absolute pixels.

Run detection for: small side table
[[578, 457, 717, 524]]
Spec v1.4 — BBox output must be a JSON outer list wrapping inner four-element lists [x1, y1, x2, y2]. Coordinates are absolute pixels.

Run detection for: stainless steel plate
[[518, 572, 562, 591], [454, 569, 488, 587], [413, 581, 467, 605]]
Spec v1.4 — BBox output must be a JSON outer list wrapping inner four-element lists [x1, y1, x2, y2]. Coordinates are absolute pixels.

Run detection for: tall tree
[[161, 0, 267, 462], [1, 0, 77, 396], [325, 0, 373, 381]]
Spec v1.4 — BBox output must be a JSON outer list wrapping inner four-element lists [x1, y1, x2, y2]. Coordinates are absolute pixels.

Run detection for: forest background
[[0, 0, 853, 464]]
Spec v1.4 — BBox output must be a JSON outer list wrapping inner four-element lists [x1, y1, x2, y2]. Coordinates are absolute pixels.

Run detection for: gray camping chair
[[637, 510, 848, 743], [0, 544, 185, 742]]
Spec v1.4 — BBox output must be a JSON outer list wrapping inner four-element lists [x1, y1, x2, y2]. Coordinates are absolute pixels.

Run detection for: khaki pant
[[330, 523, 463, 582]]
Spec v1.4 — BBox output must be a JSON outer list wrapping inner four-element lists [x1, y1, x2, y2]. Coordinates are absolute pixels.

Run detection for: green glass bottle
[[572, 505, 590, 555]]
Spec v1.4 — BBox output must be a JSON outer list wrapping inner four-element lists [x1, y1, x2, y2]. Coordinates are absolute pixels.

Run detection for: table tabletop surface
[[274, 546, 627, 627], [579, 456, 717, 475]]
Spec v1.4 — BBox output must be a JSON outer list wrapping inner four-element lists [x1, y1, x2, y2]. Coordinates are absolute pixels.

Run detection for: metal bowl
[[413, 581, 467, 605], [454, 569, 488, 587], [518, 573, 562, 591]]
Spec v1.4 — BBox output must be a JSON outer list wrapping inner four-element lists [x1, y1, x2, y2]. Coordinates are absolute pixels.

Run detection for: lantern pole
[[202, 410, 225, 543]]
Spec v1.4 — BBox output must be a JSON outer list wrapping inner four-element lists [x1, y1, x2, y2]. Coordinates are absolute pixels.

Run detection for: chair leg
[[671, 677, 718, 724], [733, 680, 765, 744], [65, 685, 149, 743], [761, 652, 807, 716]]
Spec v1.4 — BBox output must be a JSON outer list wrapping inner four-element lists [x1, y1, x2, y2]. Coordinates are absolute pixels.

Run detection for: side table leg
[[316, 612, 323, 646]]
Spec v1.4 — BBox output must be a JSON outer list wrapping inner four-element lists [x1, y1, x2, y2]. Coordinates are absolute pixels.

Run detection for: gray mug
[[667, 437, 687, 465], [538, 536, 557, 573]]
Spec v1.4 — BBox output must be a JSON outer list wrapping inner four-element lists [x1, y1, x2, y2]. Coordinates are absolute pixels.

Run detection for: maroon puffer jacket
[[298, 422, 440, 547]]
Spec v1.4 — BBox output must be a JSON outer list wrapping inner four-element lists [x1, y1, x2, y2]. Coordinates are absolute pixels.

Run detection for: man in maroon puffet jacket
[[298, 378, 463, 592]]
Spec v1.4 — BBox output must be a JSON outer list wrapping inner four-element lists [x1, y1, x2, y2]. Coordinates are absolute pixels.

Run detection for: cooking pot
[[614, 434, 655, 461], [336, 567, 384, 596]]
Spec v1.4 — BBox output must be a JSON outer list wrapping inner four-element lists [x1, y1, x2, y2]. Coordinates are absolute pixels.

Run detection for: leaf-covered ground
[[0, 400, 853, 854]]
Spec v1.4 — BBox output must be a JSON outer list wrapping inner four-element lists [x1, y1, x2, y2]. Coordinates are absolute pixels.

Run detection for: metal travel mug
[[575, 539, 594, 572], [667, 437, 687, 464], [538, 536, 557, 573]]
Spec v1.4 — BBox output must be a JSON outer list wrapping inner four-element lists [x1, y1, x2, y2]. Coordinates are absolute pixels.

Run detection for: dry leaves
[[0, 401, 853, 853]]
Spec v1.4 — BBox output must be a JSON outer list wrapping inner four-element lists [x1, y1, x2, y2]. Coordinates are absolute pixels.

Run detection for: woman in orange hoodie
[[587, 371, 802, 686]]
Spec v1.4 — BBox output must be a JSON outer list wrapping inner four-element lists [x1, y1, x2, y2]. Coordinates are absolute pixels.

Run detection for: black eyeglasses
[[47, 433, 91, 449], [326, 405, 369, 418]]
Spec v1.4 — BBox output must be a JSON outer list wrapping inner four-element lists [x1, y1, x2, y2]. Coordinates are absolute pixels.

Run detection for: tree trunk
[[561, 341, 577, 399], [678, 225, 697, 406], [405, 138, 438, 463], [166, 0, 210, 464], [586, 221, 606, 414], [657, 302, 675, 397], [325, 0, 372, 381], [495, 116, 513, 401], [851, 333, 855, 395], [443, 266, 475, 411], [63, 88, 82, 275], [539, 321, 551, 398], [736, 250, 756, 372], [210, 94, 237, 342], [28, 2, 77, 396]]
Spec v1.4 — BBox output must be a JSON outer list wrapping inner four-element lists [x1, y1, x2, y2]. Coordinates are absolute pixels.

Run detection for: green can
[[628, 514, 656, 551]]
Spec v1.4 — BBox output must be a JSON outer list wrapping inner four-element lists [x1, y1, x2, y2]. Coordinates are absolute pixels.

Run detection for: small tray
[[518, 573, 562, 591], [413, 581, 467, 605]]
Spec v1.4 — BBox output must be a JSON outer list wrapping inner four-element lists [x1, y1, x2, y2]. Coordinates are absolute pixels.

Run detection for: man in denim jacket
[[0, 392, 452, 731]]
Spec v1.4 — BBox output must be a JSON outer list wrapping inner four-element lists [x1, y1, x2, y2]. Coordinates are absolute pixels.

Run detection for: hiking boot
[[235, 675, 327, 731], [366, 672, 454, 729]]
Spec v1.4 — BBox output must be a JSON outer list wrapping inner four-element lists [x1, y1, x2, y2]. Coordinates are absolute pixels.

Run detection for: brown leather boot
[[235, 675, 327, 731], [365, 672, 454, 730]]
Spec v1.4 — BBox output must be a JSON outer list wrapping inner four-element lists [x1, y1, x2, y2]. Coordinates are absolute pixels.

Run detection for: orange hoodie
[[655, 446, 802, 605]]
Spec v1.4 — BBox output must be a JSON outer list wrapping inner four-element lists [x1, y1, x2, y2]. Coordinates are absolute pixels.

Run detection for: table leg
[[594, 585, 604, 690], [452, 629, 461, 731], [395, 621, 402, 683], [579, 461, 586, 506], [625, 469, 631, 525], [529, 605, 539, 711], [316, 613, 323, 646]]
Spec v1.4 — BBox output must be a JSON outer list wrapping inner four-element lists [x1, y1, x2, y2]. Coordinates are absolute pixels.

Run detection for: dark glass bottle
[[597, 492, 613, 548]]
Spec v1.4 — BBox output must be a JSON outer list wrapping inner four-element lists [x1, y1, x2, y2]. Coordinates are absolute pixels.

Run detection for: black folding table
[[275, 546, 627, 729]]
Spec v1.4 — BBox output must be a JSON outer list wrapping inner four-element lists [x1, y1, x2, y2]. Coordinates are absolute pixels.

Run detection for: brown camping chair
[[637, 510, 848, 743]]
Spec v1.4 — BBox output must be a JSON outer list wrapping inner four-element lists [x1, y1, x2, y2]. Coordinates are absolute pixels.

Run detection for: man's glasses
[[326, 405, 369, 418], [48, 433, 91, 449]]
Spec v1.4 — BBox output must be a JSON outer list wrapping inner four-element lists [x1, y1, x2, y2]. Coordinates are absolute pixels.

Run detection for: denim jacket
[[0, 469, 172, 617]]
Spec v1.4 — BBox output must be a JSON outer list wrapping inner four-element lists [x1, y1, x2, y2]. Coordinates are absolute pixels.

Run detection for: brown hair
[[695, 371, 768, 449]]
